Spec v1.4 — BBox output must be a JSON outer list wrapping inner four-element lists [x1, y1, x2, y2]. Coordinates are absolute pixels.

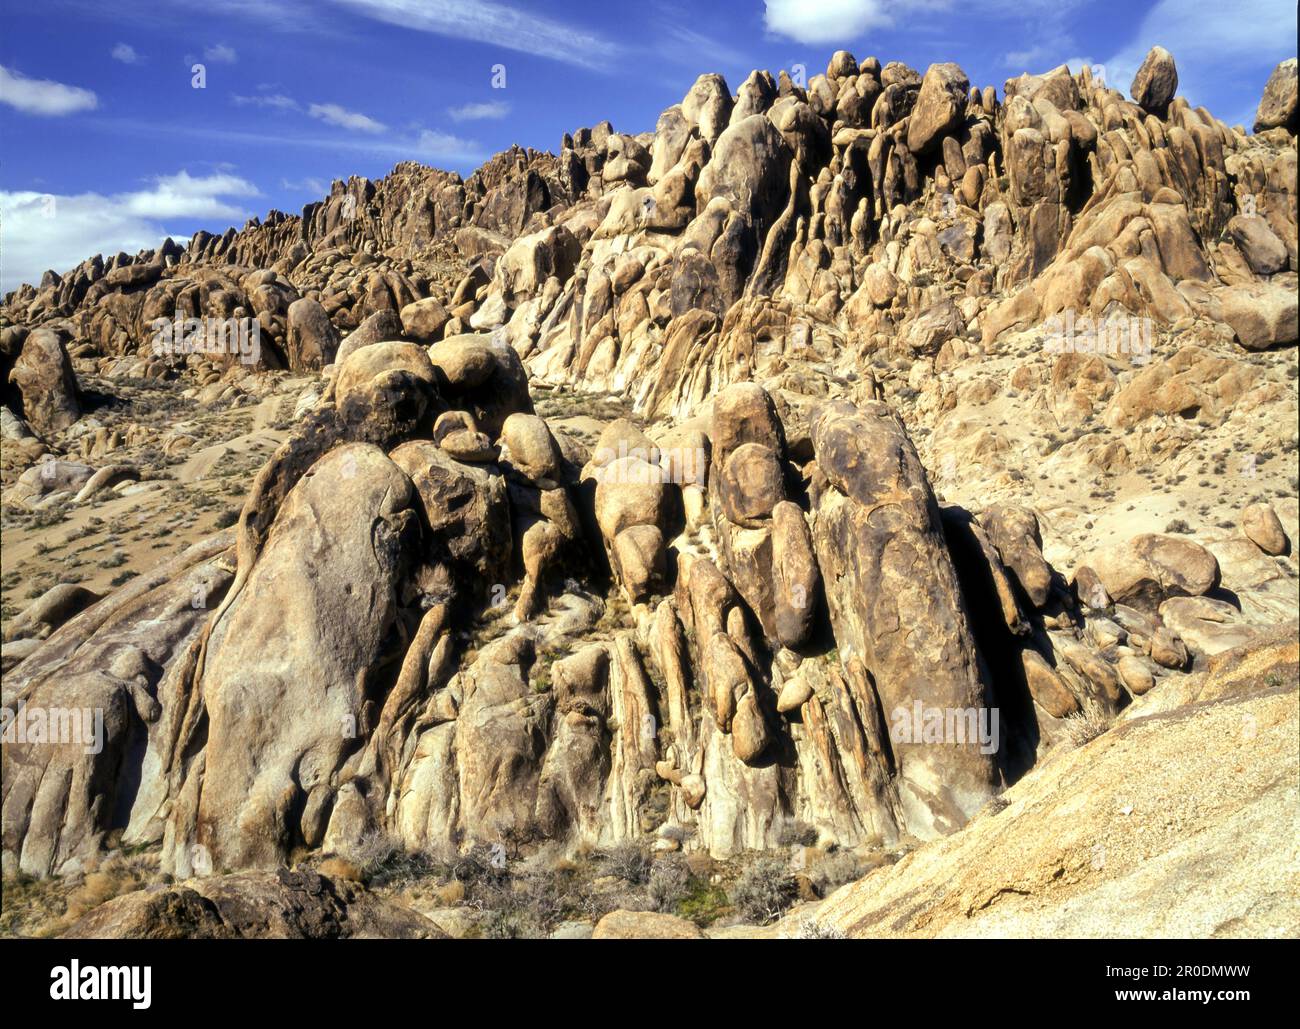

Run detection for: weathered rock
[[1255, 57, 1298, 133], [428, 334, 532, 437], [389, 439, 511, 587], [399, 296, 451, 342], [1216, 283, 1298, 349], [67, 869, 443, 939], [165, 445, 419, 873], [717, 442, 784, 526], [908, 63, 970, 154], [982, 505, 1054, 608], [4, 583, 99, 641], [811, 400, 998, 838], [9, 328, 79, 435], [612, 523, 666, 603], [592, 908, 706, 939], [1090, 534, 1220, 611], [1241, 502, 1289, 555], [1227, 214, 1288, 275], [500, 413, 562, 484], [1020, 648, 1080, 719], [286, 297, 340, 370], [1130, 46, 1179, 116]]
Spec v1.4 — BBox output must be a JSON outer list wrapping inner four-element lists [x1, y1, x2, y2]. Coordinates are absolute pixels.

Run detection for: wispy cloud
[[94, 116, 487, 167], [111, 43, 142, 64], [447, 99, 510, 122], [282, 176, 328, 195], [232, 92, 301, 110], [1, 171, 260, 292], [658, 24, 753, 70], [0, 64, 98, 116], [307, 102, 386, 133], [204, 43, 239, 63], [329, 0, 623, 70]]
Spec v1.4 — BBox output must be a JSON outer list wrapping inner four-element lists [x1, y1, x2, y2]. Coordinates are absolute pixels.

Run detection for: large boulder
[[982, 505, 1054, 608], [1254, 57, 1298, 133], [682, 73, 734, 145], [334, 341, 441, 446], [399, 297, 451, 343], [1227, 214, 1288, 275], [811, 400, 998, 839], [695, 115, 793, 242], [167, 444, 420, 873], [9, 327, 79, 435], [66, 869, 442, 939], [1216, 283, 1298, 349], [285, 297, 340, 370], [389, 440, 511, 587], [1130, 46, 1178, 116], [1089, 533, 1220, 611], [771, 500, 820, 649], [592, 908, 706, 939], [428, 334, 532, 438], [907, 63, 970, 153], [333, 309, 403, 367]]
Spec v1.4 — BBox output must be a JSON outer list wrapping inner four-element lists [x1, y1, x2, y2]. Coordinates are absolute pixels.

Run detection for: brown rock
[[1241, 502, 1288, 555], [592, 909, 706, 939], [1130, 46, 1178, 115], [1254, 58, 1298, 133], [9, 328, 79, 436], [908, 63, 970, 153]]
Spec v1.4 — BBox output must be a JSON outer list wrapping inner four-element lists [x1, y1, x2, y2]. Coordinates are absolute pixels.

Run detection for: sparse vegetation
[[1061, 697, 1115, 748]]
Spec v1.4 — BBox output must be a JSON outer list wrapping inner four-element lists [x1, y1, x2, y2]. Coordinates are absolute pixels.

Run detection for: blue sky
[[1, 0, 1296, 291]]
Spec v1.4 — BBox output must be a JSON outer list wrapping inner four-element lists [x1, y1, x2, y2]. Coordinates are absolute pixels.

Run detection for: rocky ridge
[[1, 47, 1297, 939]]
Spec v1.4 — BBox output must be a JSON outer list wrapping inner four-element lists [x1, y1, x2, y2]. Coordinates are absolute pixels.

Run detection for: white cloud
[[233, 92, 301, 110], [0, 64, 98, 116], [111, 43, 141, 65], [330, 0, 622, 69], [119, 170, 260, 219], [447, 100, 510, 122], [281, 176, 328, 195], [204, 43, 239, 63], [412, 129, 486, 163], [308, 102, 387, 133], [763, 0, 890, 44], [0, 172, 260, 293]]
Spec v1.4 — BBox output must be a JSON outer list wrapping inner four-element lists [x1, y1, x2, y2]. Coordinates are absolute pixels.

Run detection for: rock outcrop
[[1, 41, 1296, 946]]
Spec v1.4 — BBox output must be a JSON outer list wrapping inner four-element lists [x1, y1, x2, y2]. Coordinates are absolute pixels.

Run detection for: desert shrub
[[349, 831, 436, 886], [809, 849, 872, 894], [450, 842, 509, 888], [775, 817, 818, 847], [675, 877, 731, 927], [783, 914, 847, 939], [647, 853, 691, 912], [601, 841, 652, 885], [470, 865, 599, 939], [1061, 697, 1114, 748], [731, 857, 799, 924]]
